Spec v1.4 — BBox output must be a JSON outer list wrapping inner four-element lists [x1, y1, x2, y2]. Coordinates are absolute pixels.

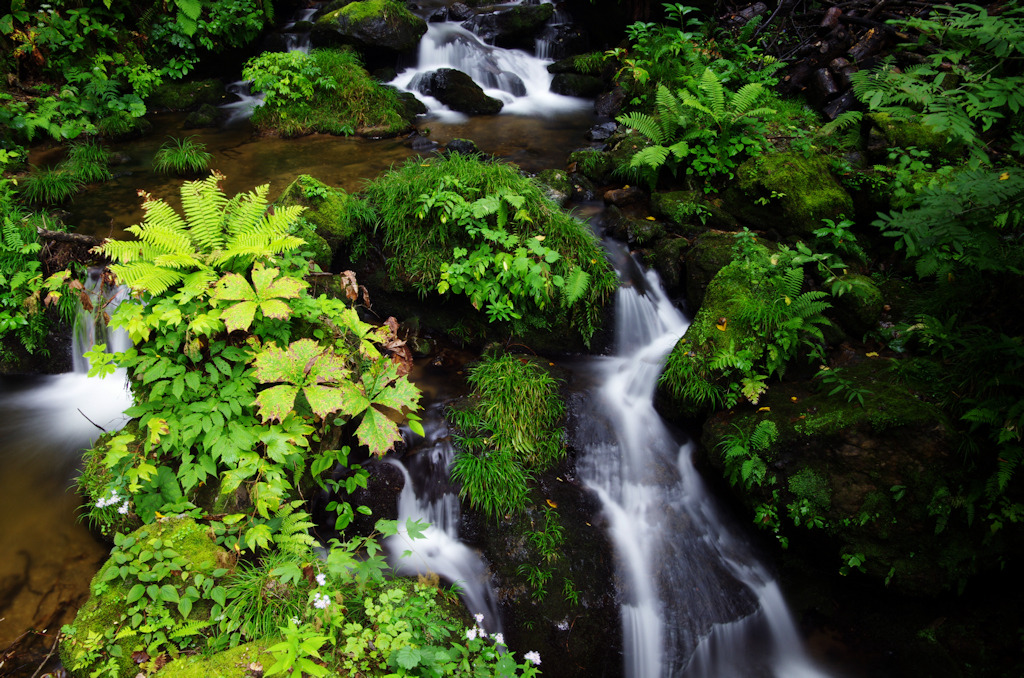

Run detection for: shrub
[[363, 153, 618, 344]]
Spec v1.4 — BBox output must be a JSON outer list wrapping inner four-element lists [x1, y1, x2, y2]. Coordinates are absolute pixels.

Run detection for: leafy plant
[[65, 138, 113, 183], [17, 164, 83, 204], [814, 366, 872, 406], [153, 135, 212, 175], [718, 419, 778, 490], [617, 69, 775, 187]]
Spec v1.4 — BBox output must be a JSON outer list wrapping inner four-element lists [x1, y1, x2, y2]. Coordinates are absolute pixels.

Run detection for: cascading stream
[[573, 244, 829, 678], [384, 403, 503, 633]]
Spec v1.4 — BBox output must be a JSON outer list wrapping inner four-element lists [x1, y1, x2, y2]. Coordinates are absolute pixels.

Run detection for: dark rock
[[461, 2, 554, 49], [603, 185, 644, 206], [407, 132, 439, 152], [534, 169, 572, 206], [594, 86, 626, 117], [449, 2, 474, 21], [585, 122, 618, 141], [312, 0, 428, 53], [445, 138, 483, 156], [569, 173, 597, 201], [650, 190, 738, 234], [535, 23, 589, 61], [550, 73, 604, 97], [345, 459, 403, 536], [182, 103, 223, 129], [414, 68, 503, 115]]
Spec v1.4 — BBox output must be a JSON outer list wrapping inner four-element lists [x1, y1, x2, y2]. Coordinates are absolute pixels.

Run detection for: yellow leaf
[[546, 499, 558, 508], [1000, 172, 1010, 180], [866, 351, 879, 357], [758, 406, 771, 412], [535, 235, 545, 241], [646, 216, 656, 221], [784, 296, 791, 305], [716, 318, 727, 331], [790, 396, 798, 402]]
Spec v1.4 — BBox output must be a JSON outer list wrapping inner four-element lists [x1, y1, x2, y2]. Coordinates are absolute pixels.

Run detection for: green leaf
[[160, 584, 180, 603], [394, 645, 423, 670], [355, 406, 403, 457], [178, 596, 193, 619], [127, 584, 146, 604], [253, 384, 299, 423]]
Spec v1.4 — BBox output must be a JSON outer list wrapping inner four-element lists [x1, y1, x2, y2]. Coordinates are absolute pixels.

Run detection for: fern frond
[[109, 262, 183, 295], [181, 174, 228, 254], [818, 110, 863, 137], [616, 112, 665, 144], [629, 145, 671, 170], [731, 83, 768, 116], [170, 619, 212, 639], [654, 84, 682, 141], [225, 184, 272, 240], [781, 266, 804, 298], [562, 266, 590, 306], [749, 419, 778, 450], [699, 69, 725, 119]]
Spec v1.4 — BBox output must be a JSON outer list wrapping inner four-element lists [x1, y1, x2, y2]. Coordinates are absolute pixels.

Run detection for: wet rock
[[534, 169, 572, 206], [414, 68, 504, 115], [276, 175, 367, 269], [568, 148, 614, 184], [445, 137, 483, 156], [650, 190, 739, 235], [345, 458, 403, 536], [585, 121, 618, 141], [602, 184, 644, 206], [830, 273, 883, 335], [594, 86, 626, 117], [407, 131, 440, 152], [550, 72, 604, 97], [182, 103, 223, 129], [461, 2, 554, 49], [146, 78, 226, 111], [312, 0, 427, 53]]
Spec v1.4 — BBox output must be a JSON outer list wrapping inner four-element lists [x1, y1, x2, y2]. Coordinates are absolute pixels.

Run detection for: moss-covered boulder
[[550, 73, 605, 97], [182, 103, 223, 129], [831, 273, 884, 335], [683, 229, 740, 309], [276, 175, 371, 269], [866, 112, 964, 162], [461, 2, 555, 49], [146, 79, 226, 111], [568, 148, 615, 184], [60, 518, 235, 678], [725, 152, 854, 236], [697, 358, 1007, 595], [534, 168, 572, 205], [312, 0, 427, 53], [650, 190, 739, 235], [96, 110, 152, 141], [157, 640, 276, 678]]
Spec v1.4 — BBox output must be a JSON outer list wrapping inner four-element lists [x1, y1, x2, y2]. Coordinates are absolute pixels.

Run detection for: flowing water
[[570, 244, 829, 677], [4, 3, 839, 675]]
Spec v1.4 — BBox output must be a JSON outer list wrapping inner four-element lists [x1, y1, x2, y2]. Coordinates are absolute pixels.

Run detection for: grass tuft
[[153, 136, 213, 176]]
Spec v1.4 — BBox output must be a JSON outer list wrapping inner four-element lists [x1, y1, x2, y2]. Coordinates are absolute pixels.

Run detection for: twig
[[29, 630, 60, 678], [78, 408, 108, 432]]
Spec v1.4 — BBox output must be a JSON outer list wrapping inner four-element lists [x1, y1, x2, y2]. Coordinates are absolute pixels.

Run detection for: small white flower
[[466, 627, 478, 641], [312, 592, 331, 609], [118, 501, 129, 515], [479, 629, 487, 639], [290, 616, 300, 625], [494, 633, 505, 645], [524, 651, 541, 665], [474, 613, 485, 624], [315, 573, 327, 587]]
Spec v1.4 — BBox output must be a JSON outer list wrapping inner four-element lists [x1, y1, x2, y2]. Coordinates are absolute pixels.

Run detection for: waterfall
[[574, 245, 829, 678], [390, 6, 589, 118], [384, 404, 503, 633]]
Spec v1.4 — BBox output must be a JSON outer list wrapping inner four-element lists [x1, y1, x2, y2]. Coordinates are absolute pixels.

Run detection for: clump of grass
[[153, 135, 212, 175], [65, 138, 112, 183], [449, 350, 566, 519], [17, 165, 84, 205], [248, 48, 409, 137]]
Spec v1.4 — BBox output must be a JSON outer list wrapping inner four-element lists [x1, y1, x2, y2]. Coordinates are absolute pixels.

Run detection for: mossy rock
[[831, 273, 884, 335], [97, 111, 152, 141], [568, 148, 614, 184], [650, 190, 738, 236], [157, 640, 276, 678], [642, 235, 690, 297], [146, 79, 226, 111], [182, 103, 223, 129], [550, 73, 605, 98], [866, 112, 964, 162], [725, 152, 854, 236], [534, 168, 572, 205], [683, 229, 740, 309], [462, 2, 555, 49], [697, 360, 1010, 594], [312, 0, 427, 53], [60, 518, 235, 678], [277, 175, 370, 265]]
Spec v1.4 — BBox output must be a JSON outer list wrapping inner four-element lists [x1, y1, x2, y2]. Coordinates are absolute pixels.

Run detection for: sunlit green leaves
[[213, 262, 307, 333]]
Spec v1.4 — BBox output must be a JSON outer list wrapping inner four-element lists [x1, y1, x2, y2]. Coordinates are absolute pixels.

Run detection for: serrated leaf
[[254, 384, 299, 423], [221, 300, 257, 333], [303, 384, 347, 419], [355, 406, 403, 456], [370, 376, 422, 413], [394, 645, 423, 670]]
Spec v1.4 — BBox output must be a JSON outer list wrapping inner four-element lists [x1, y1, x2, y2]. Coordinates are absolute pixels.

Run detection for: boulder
[[461, 2, 554, 49], [550, 73, 604, 97], [182, 103, 223, 129], [276, 175, 370, 269], [724, 152, 854, 236], [414, 68, 503, 115], [312, 0, 427, 53]]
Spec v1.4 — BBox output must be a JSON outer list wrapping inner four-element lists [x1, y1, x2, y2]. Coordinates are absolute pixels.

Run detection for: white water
[[384, 404, 503, 633], [390, 12, 589, 120], [574, 248, 830, 678]]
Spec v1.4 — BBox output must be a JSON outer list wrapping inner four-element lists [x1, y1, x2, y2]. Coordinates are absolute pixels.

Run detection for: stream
[[2, 2, 837, 676]]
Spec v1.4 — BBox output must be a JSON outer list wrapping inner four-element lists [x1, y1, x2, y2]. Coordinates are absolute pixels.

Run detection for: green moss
[[650, 190, 738, 234], [277, 175, 373, 267], [832, 273, 884, 334], [250, 48, 411, 138], [867, 112, 964, 161], [788, 467, 832, 511], [731, 152, 854, 235], [568, 148, 613, 184], [158, 641, 277, 678], [146, 79, 226, 111]]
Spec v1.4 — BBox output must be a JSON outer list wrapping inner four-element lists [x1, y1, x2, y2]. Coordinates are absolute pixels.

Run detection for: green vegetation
[[363, 153, 617, 345], [244, 48, 411, 137], [449, 350, 566, 519], [152, 135, 212, 175]]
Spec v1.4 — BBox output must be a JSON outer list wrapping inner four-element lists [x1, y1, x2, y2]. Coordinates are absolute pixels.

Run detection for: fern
[[562, 266, 590, 306], [273, 501, 318, 556], [616, 112, 665, 144]]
